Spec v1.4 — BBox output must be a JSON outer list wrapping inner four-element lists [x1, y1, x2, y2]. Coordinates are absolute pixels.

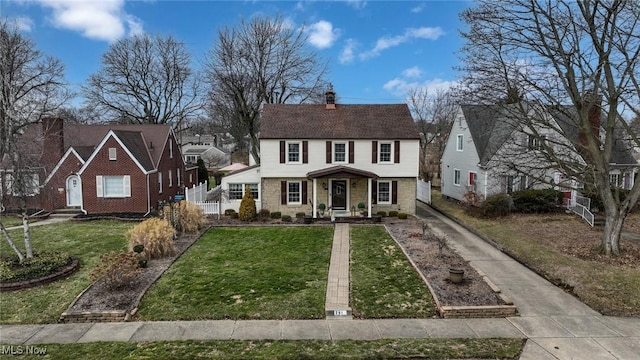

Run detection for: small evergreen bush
[[238, 186, 257, 221], [481, 194, 512, 218], [377, 211, 387, 217], [258, 209, 271, 218], [397, 212, 408, 219], [0, 252, 71, 282], [295, 212, 306, 218], [270, 211, 282, 219], [225, 209, 237, 216], [127, 218, 176, 259], [511, 189, 563, 213], [281, 215, 292, 222], [388, 210, 399, 217]]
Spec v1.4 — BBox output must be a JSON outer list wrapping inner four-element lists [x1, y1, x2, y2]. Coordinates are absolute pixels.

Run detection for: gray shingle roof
[[461, 105, 519, 165], [260, 104, 420, 140]]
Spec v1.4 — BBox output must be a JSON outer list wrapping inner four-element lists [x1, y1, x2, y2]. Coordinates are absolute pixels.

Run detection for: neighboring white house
[[441, 103, 638, 203], [180, 134, 230, 168], [218, 87, 421, 217], [218, 165, 261, 213]]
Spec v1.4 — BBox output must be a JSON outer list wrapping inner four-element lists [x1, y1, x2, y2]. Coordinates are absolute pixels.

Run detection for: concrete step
[[593, 216, 605, 226]]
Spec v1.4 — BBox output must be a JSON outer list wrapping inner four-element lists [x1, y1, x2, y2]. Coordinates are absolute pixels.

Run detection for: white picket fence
[[416, 179, 431, 204], [185, 182, 220, 217]]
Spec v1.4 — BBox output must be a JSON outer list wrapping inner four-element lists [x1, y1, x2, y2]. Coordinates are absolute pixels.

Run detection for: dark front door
[[331, 180, 347, 210]]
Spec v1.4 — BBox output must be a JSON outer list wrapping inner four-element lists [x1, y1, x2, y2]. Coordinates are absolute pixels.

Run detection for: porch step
[[51, 208, 83, 216], [593, 216, 605, 227]]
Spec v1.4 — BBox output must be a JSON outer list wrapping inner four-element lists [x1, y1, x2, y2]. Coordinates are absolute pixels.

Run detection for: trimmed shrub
[[177, 200, 206, 233], [127, 218, 176, 259], [511, 189, 563, 213], [225, 209, 237, 216], [238, 186, 257, 221], [388, 210, 399, 217], [89, 251, 141, 289], [295, 212, 306, 218], [481, 194, 512, 218], [258, 209, 271, 218], [397, 212, 408, 219], [377, 211, 387, 217], [270, 211, 282, 219], [281, 215, 292, 222]]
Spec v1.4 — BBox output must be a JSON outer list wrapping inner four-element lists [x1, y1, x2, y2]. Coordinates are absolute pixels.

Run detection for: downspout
[[144, 173, 151, 216], [483, 170, 488, 200], [367, 178, 372, 218], [78, 175, 87, 215]]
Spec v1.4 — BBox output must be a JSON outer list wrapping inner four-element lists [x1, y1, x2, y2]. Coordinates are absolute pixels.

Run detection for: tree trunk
[[22, 212, 33, 258], [0, 221, 26, 262], [601, 210, 624, 256]]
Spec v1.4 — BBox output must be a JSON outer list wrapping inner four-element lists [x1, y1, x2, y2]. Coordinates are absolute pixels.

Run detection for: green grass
[[350, 225, 437, 318], [431, 190, 640, 316], [0, 221, 134, 324], [0, 216, 37, 228], [1, 339, 524, 359], [137, 226, 334, 320]]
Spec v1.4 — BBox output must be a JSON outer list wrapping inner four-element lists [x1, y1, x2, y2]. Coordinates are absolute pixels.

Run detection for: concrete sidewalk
[[1, 207, 639, 360], [3, 214, 75, 231]]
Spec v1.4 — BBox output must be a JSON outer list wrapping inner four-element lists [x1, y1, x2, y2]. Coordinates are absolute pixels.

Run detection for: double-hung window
[[229, 183, 260, 200], [334, 142, 346, 163], [456, 134, 464, 151], [288, 181, 301, 204], [96, 175, 131, 198], [453, 169, 461, 186], [287, 142, 301, 163], [377, 181, 391, 204], [379, 142, 392, 163]]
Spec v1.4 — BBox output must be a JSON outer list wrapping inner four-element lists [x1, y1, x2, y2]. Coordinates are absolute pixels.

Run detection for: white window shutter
[[96, 175, 103, 197], [124, 175, 131, 197]]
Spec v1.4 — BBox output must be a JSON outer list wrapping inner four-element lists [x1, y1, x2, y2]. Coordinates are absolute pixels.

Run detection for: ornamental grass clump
[[177, 200, 206, 233], [89, 251, 141, 289], [238, 186, 257, 221], [127, 218, 176, 259]]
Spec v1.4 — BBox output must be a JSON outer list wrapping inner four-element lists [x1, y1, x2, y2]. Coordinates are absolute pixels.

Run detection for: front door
[[331, 180, 347, 210], [66, 175, 81, 206]]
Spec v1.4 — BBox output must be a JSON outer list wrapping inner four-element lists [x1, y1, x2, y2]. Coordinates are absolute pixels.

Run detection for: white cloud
[[360, 26, 444, 60], [339, 39, 358, 64], [383, 77, 457, 97], [13, 16, 34, 32], [306, 20, 339, 49], [34, 0, 141, 42], [411, 4, 425, 13], [346, 0, 367, 10], [402, 66, 423, 79]]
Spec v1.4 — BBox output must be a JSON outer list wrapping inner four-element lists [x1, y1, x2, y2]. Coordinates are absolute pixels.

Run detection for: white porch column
[[313, 178, 318, 218], [367, 178, 372, 218]]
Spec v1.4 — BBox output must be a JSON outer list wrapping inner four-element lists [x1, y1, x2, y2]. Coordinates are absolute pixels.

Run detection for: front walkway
[[325, 223, 352, 319]]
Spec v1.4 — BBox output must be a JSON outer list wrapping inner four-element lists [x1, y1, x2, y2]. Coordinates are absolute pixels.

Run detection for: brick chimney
[[325, 85, 336, 110], [578, 91, 602, 148], [40, 117, 64, 168]]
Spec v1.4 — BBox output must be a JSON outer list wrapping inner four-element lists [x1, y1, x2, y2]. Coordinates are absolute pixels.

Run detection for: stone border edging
[[59, 225, 213, 323], [0, 256, 80, 292], [385, 224, 518, 319]]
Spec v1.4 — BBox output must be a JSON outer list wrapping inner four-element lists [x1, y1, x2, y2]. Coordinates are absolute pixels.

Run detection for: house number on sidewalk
[[334, 310, 347, 316]]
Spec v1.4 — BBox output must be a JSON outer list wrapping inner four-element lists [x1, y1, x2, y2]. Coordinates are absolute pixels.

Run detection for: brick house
[[1, 118, 197, 215], [220, 88, 421, 217]]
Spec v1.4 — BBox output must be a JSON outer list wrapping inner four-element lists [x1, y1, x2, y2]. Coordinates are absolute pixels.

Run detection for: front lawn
[[350, 225, 437, 318], [136, 226, 334, 320], [0, 221, 134, 324], [6, 339, 524, 359], [431, 191, 640, 316]]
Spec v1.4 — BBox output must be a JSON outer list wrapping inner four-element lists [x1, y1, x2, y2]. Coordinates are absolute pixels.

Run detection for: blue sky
[[1, 0, 470, 105]]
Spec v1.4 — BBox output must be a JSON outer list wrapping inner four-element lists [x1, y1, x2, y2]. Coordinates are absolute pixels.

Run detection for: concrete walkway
[[1, 207, 639, 360], [3, 213, 75, 231], [325, 223, 352, 319]]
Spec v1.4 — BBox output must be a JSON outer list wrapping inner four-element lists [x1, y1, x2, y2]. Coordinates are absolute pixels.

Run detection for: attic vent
[[108, 148, 117, 160]]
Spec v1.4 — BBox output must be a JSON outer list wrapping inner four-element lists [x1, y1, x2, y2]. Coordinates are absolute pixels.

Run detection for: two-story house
[[441, 103, 638, 203], [1, 118, 198, 215], [220, 88, 421, 217]]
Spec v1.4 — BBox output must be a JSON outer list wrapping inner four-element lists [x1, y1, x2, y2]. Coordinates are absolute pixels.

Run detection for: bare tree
[[204, 15, 329, 163], [0, 19, 70, 161], [83, 34, 202, 128], [458, 0, 640, 255], [0, 19, 70, 261], [406, 88, 458, 182]]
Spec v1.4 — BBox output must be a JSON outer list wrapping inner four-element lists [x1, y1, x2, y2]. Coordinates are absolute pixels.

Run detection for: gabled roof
[[307, 165, 378, 179], [78, 130, 154, 175], [64, 124, 171, 167], [461, 105, 519, 165], [260, 104, 420, 140]]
